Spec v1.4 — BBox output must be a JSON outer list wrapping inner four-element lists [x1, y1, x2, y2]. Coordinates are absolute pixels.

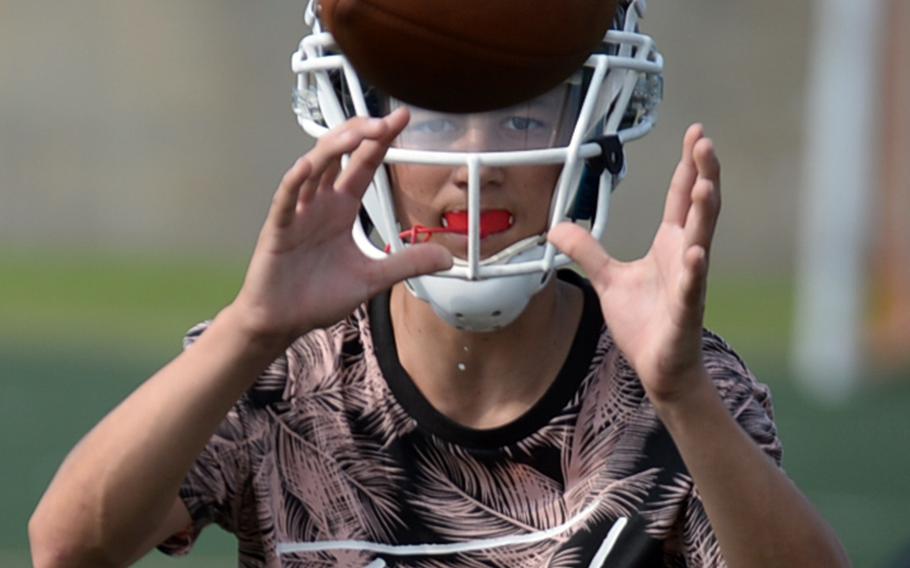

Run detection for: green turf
[[763, 367, 910, 568], [0, 248, 245, 352], [704, 273, 795, 360], [3, 252, 908, 566], [1, 249, 244, 565]]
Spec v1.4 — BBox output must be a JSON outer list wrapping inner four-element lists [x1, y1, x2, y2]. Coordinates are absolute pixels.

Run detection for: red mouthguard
[[385, 210, 512, 253], [443, 210, 512, 237]]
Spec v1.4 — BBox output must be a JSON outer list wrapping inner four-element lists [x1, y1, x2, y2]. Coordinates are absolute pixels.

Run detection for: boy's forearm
[[653, 373, 850, 568], [29, 305, 289, 565]]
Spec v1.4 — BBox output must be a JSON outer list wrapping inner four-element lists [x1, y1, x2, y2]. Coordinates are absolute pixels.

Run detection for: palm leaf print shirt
[[159, 272, 782, 567]]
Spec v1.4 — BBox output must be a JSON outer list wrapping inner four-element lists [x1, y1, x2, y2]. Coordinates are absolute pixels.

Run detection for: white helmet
[[291, 0, 663, 332]]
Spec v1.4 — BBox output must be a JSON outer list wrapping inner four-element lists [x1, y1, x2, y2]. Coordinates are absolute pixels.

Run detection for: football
[[320, 0, 619, 113]]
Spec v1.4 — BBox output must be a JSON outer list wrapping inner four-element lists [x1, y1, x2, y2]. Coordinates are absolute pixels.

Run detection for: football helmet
[[291, 0, 663, 331]]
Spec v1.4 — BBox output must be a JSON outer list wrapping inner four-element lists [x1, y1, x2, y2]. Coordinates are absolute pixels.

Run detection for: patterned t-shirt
[[159, 272, 781, 567]]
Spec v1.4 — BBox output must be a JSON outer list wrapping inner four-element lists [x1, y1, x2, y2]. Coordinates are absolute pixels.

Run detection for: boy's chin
[[440, 231, 538, 262]]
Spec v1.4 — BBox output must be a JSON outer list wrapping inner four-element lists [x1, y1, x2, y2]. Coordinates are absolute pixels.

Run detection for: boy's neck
[[389, 276, 584, 430]]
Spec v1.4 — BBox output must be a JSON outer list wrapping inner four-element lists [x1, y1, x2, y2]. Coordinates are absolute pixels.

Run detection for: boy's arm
[[549, 124, 849, 567], [127, 495, 194, 565], [28, 308, 284, 567], [655, 369, 849, 567], [29, 110, 452, 568]]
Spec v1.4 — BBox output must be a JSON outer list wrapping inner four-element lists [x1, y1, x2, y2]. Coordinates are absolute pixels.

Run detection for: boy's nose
[[450, 157, 505, 191], [449, 118, 499, 152]]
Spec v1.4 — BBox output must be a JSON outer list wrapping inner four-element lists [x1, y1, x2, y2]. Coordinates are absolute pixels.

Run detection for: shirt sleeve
[[156, 322, 264, 557], [680, 330, 783, 567], [157, 403, 252, 556]]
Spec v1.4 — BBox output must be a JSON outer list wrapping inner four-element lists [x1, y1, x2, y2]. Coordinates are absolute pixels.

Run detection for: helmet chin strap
[[405, 244, 553, 332], [451, 234, 545, 267]]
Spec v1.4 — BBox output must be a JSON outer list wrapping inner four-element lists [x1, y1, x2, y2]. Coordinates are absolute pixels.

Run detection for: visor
[[389, 81, 582, 152]]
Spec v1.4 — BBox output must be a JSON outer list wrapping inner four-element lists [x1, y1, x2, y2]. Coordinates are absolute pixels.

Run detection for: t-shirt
[[159, 272, 781, 567]]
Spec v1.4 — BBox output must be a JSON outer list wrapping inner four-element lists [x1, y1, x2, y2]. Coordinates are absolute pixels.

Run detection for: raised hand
[[548, 124, 721, 403], [230, 108, 453, 345]]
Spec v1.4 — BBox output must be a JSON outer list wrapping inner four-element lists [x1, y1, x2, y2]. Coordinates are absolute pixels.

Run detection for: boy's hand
[[548, 124, 720, 404], [230, 108, 452, 345]]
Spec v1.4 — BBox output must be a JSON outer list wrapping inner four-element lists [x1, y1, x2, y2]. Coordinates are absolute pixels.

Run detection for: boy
[[30, 1, 848, 566]]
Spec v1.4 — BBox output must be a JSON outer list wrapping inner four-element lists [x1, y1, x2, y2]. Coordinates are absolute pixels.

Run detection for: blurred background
[[2, 0, 908, 566]]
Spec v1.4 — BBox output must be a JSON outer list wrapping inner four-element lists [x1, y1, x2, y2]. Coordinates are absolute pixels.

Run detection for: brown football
[[320, 0, 618, 113]]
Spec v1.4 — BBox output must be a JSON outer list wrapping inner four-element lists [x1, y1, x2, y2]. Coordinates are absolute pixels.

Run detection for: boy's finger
[[682, 138, 722, 251], [694, 135, 721, 183], [296, 117, 388, 201], [679, 244, 708, 322], [269, 157, 312, 227], [365, 242, 453, 294], [307, 117, 389, 178], [547, 222, 613, 287], [316, 156, 343, 195], [662, 124, 703, 227], [682, 177, 720, 254], [335, 108, 411, 198]]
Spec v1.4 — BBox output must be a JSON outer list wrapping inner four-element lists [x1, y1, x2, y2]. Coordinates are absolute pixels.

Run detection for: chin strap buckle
[[588, 135, 625, 176]]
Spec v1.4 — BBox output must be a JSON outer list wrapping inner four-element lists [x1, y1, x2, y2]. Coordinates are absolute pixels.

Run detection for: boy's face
[[390, 162, 562, 260], [386, 83, 577, 260]]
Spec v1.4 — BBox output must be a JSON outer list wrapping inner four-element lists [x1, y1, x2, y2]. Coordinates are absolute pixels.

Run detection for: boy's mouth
[[388, 209, 516, 253], [441, 209, 514, 238]]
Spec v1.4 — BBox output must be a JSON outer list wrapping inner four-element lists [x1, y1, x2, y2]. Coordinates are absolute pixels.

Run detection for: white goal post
[[792, 0, 885, 402]]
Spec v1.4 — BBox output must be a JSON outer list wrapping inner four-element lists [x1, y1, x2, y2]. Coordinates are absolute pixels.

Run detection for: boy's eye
[[503, 116, 546, 131], [410, 118, 457, 134]]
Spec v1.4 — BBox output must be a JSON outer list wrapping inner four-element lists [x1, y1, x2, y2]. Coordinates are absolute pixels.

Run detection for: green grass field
[[2, 250, 909, 567]]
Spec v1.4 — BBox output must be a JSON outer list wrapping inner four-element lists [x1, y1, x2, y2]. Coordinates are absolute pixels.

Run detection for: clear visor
[[389, 80, 582, 152]]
